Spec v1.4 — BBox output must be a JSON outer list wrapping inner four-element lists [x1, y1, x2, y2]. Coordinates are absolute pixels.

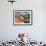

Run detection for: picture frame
[[13, 10, 33, 26]]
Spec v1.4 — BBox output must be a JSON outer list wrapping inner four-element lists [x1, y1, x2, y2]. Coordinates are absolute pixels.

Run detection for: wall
[[0, 0, 46, 42]]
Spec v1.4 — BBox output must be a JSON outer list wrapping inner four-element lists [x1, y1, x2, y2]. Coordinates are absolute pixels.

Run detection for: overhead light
[[8, 0, 16, 4]]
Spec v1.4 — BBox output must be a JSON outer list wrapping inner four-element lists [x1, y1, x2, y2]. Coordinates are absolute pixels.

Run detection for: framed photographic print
[[13, 10, 32, 25]]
